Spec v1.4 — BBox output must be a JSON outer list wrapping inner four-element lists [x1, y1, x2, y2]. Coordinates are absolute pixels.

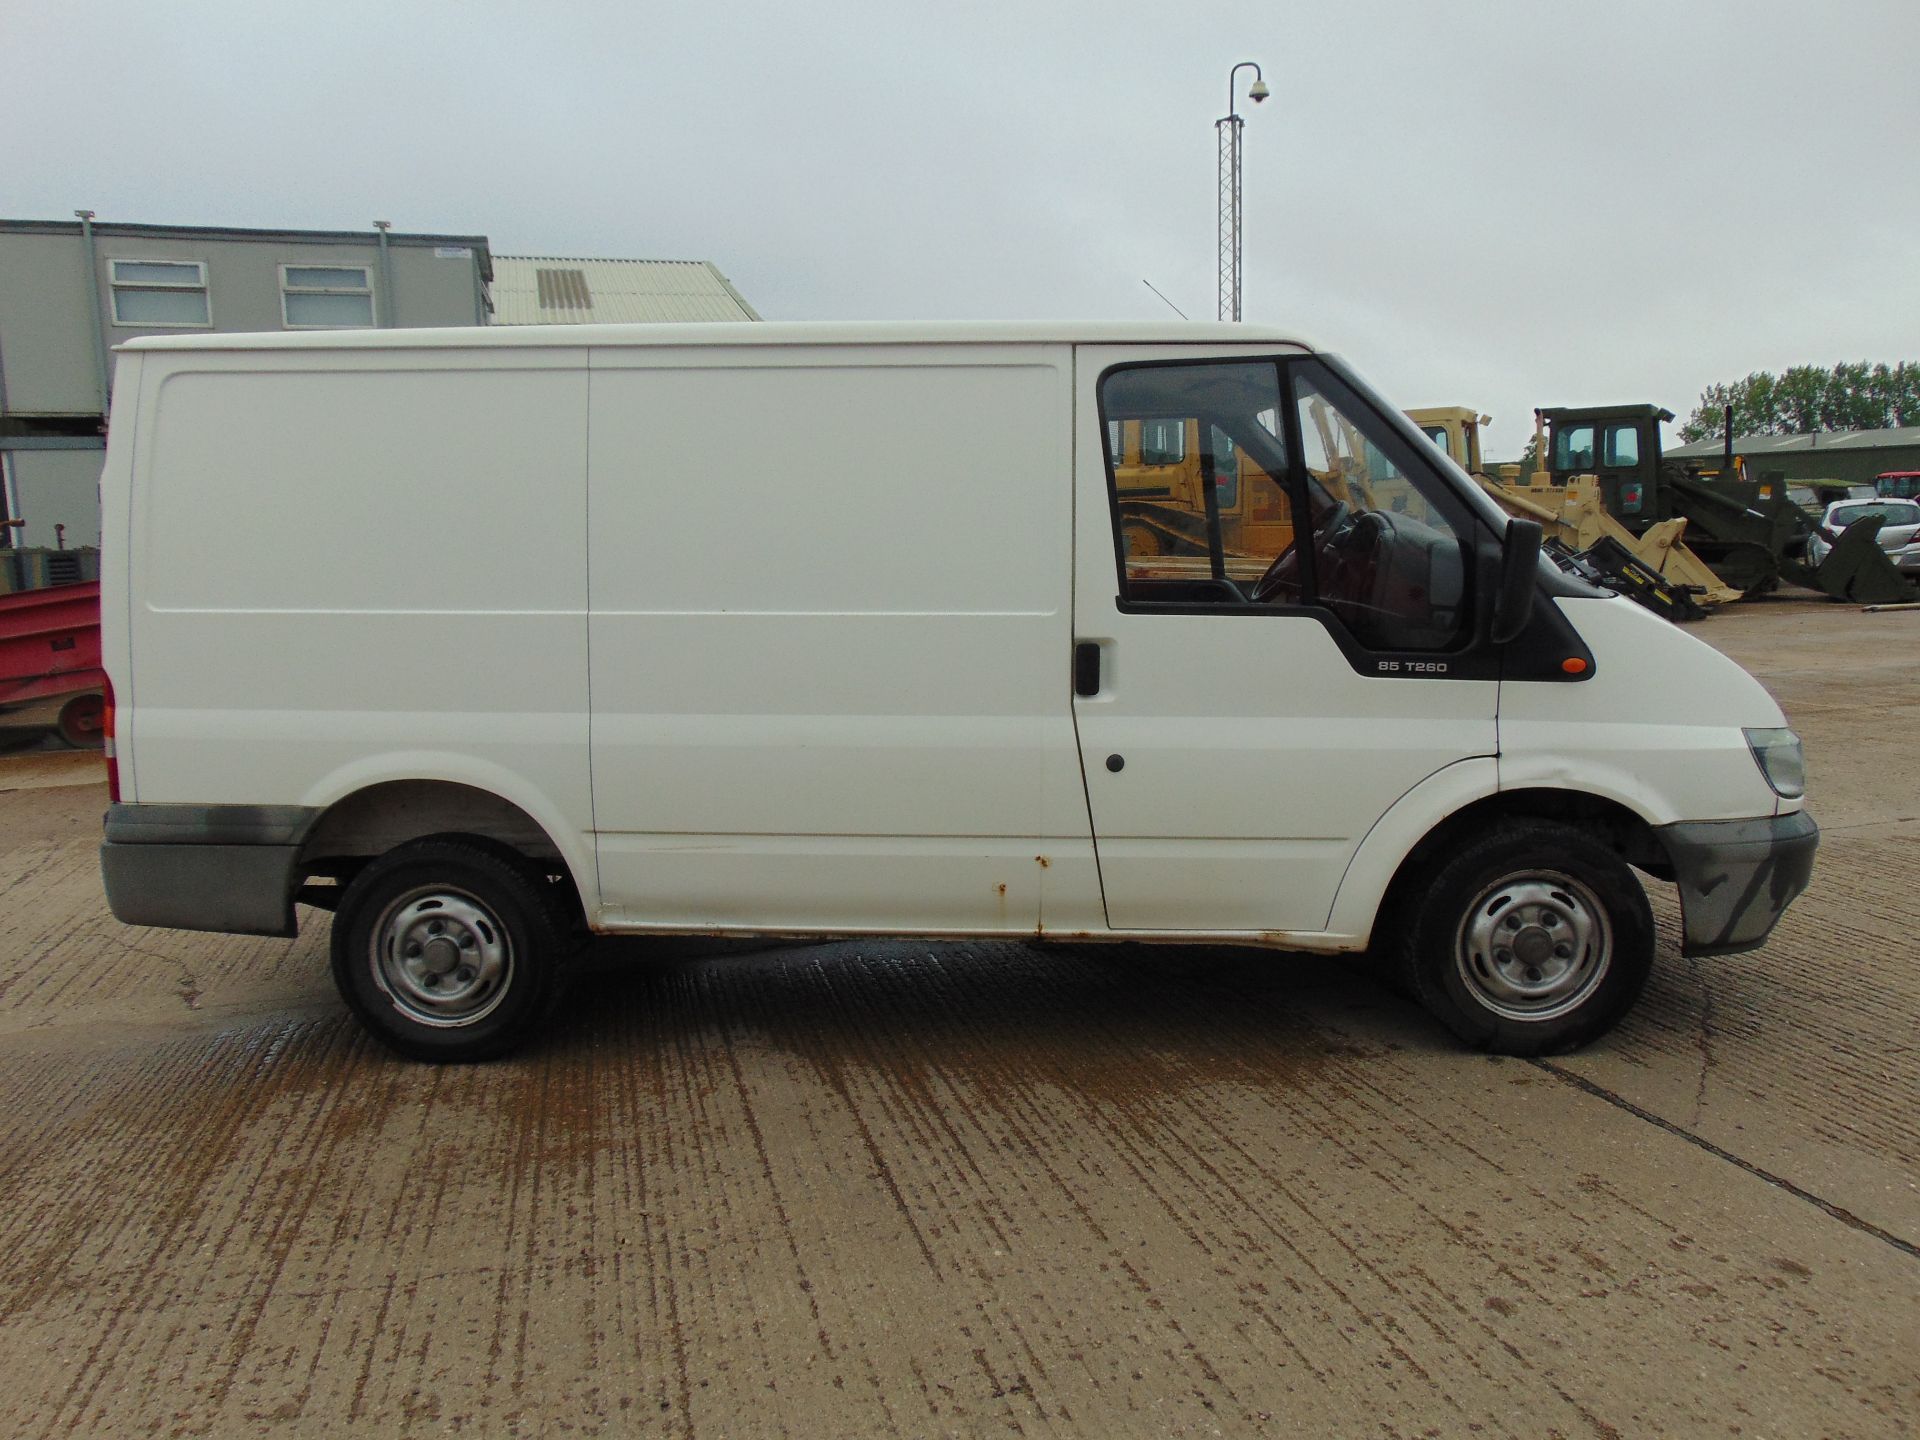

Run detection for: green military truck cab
[[1539, 404, 1915, 603]]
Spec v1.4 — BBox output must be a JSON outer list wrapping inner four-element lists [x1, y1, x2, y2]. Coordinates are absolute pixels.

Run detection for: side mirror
[[1491, 519, 1542, 645]]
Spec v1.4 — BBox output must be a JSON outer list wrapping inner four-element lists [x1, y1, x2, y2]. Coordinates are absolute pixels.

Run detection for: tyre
[[330, 836, 574, 1062], [55, 693, 106, 749], [1123, 521, 1167, 557], [1397, 821, 1653, 1055]]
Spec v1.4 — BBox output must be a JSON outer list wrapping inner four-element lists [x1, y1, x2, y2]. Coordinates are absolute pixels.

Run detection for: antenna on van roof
[[1142, 279, 1189, 320]]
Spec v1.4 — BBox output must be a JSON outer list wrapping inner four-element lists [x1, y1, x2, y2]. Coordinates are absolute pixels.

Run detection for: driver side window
[[1098, 358, 1474, 653], [1291, 365, 1471, 652]]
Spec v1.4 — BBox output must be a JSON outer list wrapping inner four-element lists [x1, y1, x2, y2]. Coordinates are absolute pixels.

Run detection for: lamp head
[[1248, 79, 1270, 102]]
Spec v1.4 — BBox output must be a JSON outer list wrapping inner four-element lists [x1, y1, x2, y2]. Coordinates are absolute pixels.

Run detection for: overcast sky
[[6, 0, 1914, 456]]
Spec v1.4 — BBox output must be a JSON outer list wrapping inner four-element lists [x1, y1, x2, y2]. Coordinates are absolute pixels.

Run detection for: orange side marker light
[[1561, 657, 1589, 675]]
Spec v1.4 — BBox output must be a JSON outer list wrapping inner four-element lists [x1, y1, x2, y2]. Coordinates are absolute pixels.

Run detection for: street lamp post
[[1217, 61, 1269, 322]]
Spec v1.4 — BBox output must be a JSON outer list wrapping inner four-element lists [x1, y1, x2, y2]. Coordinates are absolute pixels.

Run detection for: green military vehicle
[[1538, 404, 1915, 604]]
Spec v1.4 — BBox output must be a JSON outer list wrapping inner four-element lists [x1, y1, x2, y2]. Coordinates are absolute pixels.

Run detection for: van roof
[[117, 320, 1319, 353]]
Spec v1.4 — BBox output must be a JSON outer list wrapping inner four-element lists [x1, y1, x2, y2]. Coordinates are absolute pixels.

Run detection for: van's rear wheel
[[330, 837, 570, 1062], [1399, 821, 1653, 1055]]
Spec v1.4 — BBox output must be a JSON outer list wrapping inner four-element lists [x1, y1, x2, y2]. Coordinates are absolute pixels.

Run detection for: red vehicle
[[1875, 471, 1920, 502], [0, 580, 105, 746]]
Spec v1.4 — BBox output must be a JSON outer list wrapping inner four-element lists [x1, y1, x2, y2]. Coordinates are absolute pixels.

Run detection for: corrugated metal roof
[[489, 255, 759, 325], [1668, 425, 1920, 457]]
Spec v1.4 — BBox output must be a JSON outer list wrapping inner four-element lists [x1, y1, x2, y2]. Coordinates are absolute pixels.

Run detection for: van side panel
[[587, 345, 1100, 933], [126, 349, 594, 894]]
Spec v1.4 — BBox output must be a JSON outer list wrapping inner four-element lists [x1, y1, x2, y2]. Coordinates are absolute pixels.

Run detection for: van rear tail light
[[103, 674, 120, 803]]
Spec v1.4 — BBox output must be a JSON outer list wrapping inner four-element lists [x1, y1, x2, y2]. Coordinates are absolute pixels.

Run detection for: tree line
[[1679, 362, 1920, 442]]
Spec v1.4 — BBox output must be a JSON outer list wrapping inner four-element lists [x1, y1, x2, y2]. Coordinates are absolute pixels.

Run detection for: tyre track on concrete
[[714, 944, 1285, 1432], [12, 1019, 347, 1435], [709, 1015, 915, 1439], [828, 946, 1237, 1425], [677, 956, 883, 1439], [797, 950, 1071, 1436], [848, 944, 1301, 1427], [338, 1060, 494, 1428], [959, 971, 1461, 1427], [578, 954, 877, 1437]]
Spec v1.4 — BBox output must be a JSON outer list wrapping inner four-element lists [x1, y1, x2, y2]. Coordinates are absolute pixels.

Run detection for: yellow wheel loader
[[1408, 406, 1738, 618]]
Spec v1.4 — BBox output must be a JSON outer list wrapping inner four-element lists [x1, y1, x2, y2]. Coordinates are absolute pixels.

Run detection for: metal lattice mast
[[1216, 114, 1243, 322], [1216, 61, 1267, 324]]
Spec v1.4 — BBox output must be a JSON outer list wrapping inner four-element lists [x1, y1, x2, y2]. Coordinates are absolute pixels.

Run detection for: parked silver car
[[1807, 498, 1920, 573]]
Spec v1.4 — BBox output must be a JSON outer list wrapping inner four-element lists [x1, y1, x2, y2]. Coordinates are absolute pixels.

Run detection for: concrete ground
[[0, 594, 1914, 1438]]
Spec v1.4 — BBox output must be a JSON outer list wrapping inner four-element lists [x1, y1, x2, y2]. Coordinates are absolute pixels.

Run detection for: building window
[[108, 260, 210, 327], [281, 266, 375, 328]]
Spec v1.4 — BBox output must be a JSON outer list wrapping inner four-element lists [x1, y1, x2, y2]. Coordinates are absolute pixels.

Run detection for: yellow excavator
[[1111, 417, 1295, 573], [1407, 406, 1739, 617], [1113, 400, 1400, 579], [1113, 404, 1734, 621]]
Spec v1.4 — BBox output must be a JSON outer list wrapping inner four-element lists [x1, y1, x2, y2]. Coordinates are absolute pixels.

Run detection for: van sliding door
[[585, 346, 1102, 935]]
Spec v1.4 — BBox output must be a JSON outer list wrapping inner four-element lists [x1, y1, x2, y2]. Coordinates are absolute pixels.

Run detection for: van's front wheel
[[1399, 822, 1653, 1055], [330, 837, 570, 1062]]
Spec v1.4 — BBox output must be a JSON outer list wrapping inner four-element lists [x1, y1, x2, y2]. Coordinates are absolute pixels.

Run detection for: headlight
[[1744, 727, 1805, 799]]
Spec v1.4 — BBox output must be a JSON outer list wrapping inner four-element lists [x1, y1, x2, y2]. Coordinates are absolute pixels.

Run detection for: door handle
[[1073, 641, 1101, 697]]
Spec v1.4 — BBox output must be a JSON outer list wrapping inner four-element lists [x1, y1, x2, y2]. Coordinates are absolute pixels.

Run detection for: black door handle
[[1073, 641, 1101, 697]]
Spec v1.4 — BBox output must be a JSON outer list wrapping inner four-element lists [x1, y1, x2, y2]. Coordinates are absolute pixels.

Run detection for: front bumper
[[101, 803, 318, 938], [1654, 810, 1818, 957]]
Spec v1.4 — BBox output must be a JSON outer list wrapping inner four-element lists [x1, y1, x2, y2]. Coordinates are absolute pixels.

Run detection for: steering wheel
[[1318, 509, 1389, 603], [1250, 500, 1348, 604]]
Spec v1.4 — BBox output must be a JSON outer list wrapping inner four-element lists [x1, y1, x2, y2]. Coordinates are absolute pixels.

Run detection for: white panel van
[[96, 323, 1817, 1061]]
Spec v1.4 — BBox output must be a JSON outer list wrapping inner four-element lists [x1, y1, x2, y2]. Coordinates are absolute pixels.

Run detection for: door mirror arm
[[1489, 519, 1542, 645]]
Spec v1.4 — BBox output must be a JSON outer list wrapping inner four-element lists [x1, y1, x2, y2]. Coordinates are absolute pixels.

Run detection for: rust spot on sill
[[1034, 855, 1051, 868]]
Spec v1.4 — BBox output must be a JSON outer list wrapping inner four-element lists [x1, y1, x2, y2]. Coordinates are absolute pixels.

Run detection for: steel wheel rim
[[369, 885, 513, 1028], [1454, 869, 1612, 1022]]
